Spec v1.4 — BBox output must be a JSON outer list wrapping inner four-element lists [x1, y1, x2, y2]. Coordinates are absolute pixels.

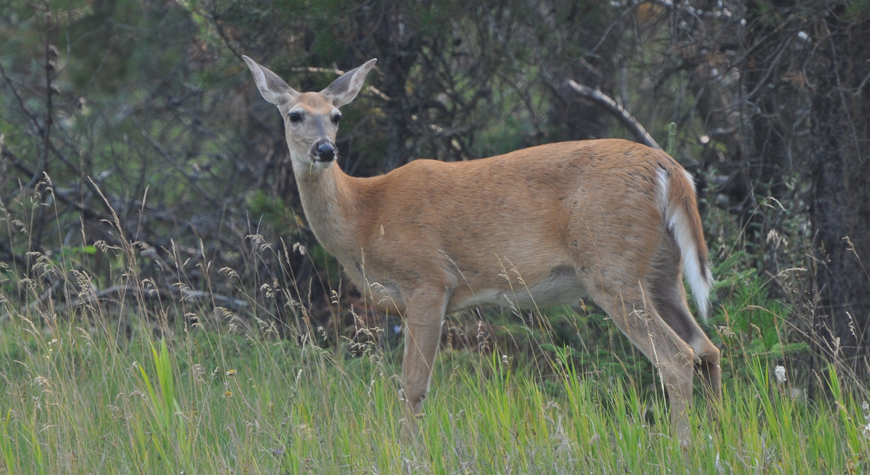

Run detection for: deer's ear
[[320, 59, 377, 108], [243, 55, 299, 105]]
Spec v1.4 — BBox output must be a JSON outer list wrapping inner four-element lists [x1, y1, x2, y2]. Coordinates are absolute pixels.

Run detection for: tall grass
[[1, 191, 869, 473], [1, 295, 868, 473]]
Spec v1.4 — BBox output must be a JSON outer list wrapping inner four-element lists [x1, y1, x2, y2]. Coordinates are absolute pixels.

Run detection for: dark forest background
[[2, 0, 869, 378]]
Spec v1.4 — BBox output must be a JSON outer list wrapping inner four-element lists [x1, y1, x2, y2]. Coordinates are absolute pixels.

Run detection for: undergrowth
[[1, 186, 869, 474]]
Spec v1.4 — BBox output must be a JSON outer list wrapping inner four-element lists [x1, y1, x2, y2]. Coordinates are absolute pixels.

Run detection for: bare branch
[[566, 80, 662, 151], [1, 285, 250, 322]]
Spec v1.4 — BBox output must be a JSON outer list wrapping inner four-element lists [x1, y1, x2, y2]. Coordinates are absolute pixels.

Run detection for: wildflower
[[863, 402, 870, 439], [774, 365, 787, 384], [223, 390, 233, 398], [226, 369, 237, 377], [192, 364, 205, 384]]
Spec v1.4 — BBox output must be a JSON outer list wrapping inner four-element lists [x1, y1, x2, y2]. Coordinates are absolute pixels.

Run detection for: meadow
[[1, 200, 868, 474], [3, 1, 870, 472]]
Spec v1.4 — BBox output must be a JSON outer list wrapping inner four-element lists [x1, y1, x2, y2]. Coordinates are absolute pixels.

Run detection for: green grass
[[0, 192, 867, 473], [0, 302, 868, 474]]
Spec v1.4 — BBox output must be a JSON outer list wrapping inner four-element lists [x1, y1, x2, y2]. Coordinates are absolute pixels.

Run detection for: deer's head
[[243, 56, 377, 169]]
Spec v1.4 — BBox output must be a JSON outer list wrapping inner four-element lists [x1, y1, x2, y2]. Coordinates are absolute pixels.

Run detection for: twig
[[566, 80, 662, 151], [1, 284, 250, 321], [0, 240, 27, 269], [0, 280, 60, 321], [0, 55, 41, 135], [41, 11, 56, 189], [2, 145, 115, 223], [179, 289, 250, 310], [290, 67, 390, 101]]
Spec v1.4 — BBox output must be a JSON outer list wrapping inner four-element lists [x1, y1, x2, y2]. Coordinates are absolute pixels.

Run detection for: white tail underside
[[659, 168, 712, 322]]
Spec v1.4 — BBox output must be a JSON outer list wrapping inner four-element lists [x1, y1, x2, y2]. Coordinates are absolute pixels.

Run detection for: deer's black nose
[[316, 141, 335, 162]]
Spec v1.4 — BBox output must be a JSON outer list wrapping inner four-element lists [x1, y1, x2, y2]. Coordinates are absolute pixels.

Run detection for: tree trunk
[[809, 10, 870, 370]]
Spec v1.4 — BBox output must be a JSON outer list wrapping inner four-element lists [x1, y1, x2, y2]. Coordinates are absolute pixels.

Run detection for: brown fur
[[244, 56, 721, 446]]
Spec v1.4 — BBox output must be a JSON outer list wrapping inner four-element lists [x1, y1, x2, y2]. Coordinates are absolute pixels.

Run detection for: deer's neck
[[293, 162, 362, 260]]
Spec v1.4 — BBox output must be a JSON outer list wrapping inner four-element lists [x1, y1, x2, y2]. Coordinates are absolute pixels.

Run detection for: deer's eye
[[288, 111, 303, 123], [331, 113, 342, 124]]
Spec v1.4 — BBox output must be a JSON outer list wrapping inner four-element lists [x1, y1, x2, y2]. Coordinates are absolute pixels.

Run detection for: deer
[[242, 55, 721, 446]]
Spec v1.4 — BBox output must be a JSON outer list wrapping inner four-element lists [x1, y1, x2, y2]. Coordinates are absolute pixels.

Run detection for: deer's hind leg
[[652, 282, 721, 404], [648, 236, 721, 404], [585, 282, 698, 446]]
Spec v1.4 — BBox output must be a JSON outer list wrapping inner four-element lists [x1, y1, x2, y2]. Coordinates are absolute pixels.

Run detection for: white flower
[[774, 365, 787, 384]]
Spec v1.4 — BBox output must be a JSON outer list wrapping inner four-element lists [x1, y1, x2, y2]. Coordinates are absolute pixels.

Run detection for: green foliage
[[0, 409, 13, 475], [538, 308, 656, 390], [844, 0, 870, 21], [666, 121, 677, 157], [713, 251, 808, 359], [476, 114, 536, 157], [245, 190, 300, 232], [305, 243, 341, 289]]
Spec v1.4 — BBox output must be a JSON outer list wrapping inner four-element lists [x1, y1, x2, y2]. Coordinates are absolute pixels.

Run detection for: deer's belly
[[451, 266, 586, 311]]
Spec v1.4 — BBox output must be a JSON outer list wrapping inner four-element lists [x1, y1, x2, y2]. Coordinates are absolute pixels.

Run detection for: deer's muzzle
[[312, 139, 336, 163]]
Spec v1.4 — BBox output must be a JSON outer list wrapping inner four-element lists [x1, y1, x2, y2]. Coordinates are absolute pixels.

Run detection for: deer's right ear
[[243, 55, 299, 105]]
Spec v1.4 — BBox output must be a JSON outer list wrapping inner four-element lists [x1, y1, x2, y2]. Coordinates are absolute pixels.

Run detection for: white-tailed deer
[[243, 56, 721, 445]]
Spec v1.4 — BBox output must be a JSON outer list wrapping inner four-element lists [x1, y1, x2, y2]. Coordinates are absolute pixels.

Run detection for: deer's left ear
[[320, 59, 377, 108]]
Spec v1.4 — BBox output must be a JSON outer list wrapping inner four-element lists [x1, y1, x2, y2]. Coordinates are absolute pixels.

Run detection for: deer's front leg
[[400, 286, 451, 415]]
